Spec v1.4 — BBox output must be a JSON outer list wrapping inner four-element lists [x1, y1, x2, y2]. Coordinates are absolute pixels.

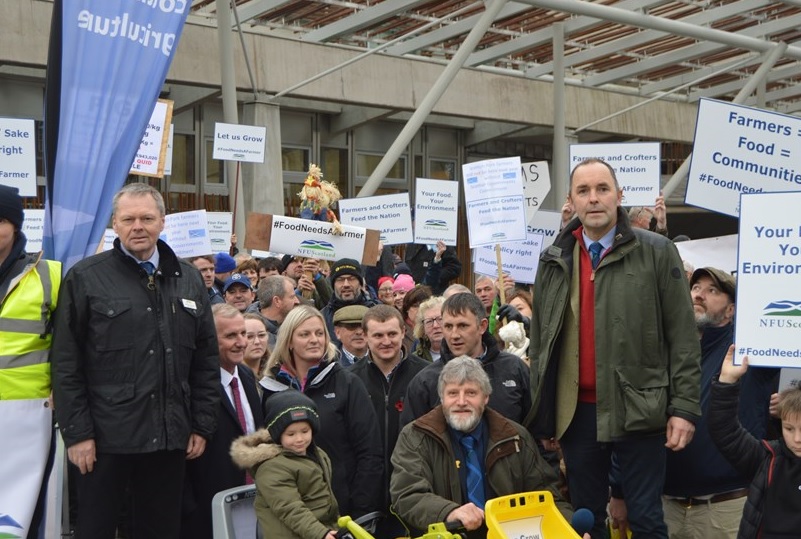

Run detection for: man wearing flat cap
[[321, 258, 378, 346], [333, 304, 369, 367], [0, 184, 61, 536], [611, 267, 779, 538]]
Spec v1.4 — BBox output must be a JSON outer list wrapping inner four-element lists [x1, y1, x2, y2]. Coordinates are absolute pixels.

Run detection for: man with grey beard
[[610, 267, 778, 539], [389, 356, 573, 539]]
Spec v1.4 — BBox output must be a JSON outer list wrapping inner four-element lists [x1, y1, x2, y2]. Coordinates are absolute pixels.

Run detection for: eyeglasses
[[423, 317, 443, 328]]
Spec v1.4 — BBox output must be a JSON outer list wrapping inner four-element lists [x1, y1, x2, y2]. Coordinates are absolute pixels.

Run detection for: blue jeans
[[560, 402, 668, 539]]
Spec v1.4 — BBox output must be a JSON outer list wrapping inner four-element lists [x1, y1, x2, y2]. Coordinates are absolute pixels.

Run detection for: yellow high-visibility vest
[[0, 254, 61, 400]]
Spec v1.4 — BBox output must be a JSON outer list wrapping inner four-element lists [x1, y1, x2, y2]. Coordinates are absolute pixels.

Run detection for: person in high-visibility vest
[[0, 184, 61, 536]]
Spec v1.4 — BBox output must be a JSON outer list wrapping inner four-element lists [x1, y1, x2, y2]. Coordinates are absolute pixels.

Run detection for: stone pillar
[[242, 97, 284, 237]]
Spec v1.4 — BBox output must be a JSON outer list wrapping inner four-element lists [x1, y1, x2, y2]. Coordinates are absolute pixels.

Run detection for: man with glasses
[[627, 191, 669, 236], [333, 305, 369, 367], [321, 258, 378, 346]]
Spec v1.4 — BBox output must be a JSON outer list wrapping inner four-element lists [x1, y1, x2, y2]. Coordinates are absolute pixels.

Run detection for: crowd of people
[[1, 157, 797, 539]]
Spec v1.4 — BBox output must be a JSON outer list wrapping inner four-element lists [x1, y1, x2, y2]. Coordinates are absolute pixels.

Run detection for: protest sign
[[521, 161, 551, 224], [0, 118, 37, 196], [569, 142, 660, 206], [674, 234, 738, 275], [462, 157, 527, 247], [526, 210, 562, 249], [161, 210, 213, 258], [733, 191, 801, 367], [339, 193, 413, 245], [686, 99, 801, 217], [414, 178, 459, 245], [245, 213, 380, 265], [213, 123, 267, 163], [473, 232, 544, 284], [21, 209, 45, 253], [130, 99, 172, 177], [207, 211, 233, 253]]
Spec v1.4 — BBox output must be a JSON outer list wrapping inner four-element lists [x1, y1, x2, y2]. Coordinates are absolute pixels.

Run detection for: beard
[[695, 309, 726, 330], [445, 407, 482, 432]]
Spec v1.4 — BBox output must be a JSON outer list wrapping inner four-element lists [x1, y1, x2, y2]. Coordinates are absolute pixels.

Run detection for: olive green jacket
[[390, 406, 571, 531], [526, 209, 701, 441], [230, 428, 339, 539]]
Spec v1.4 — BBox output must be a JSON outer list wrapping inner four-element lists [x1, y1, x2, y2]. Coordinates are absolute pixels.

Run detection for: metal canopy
[[190, 0, 801, 114]]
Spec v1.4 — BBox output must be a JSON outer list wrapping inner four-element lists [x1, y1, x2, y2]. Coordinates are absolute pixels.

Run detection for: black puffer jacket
[[52, 239, 220, 453], [708, 378, 783, 538], [260, 360, 383, 517], [400, 332, 531, 427]]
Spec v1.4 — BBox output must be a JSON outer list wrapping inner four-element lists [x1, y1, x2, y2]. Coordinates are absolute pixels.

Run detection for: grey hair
[[112, 183, 166, 217], [212, 302, 242, 320], [437, 355, 492, 400], [257, 275, 293, 308]]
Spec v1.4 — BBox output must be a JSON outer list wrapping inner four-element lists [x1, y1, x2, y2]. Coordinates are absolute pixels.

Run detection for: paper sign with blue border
[[414, 178, 459, 245], [0, 118, 37, 196], [472, 232, 545, 284], [161, 210, 213, 258], [245, 213, 380, 266], [207, 211, 233, 253], [686, 98, 801, 218], [462, 157, 527, 247], [21, 209, 45, 253], [338, 193, 412, 246], [734, 191, 801, 368], [569, 142, 660, 207], [130, 99, 172, 177], [213, 122, 267, 163]]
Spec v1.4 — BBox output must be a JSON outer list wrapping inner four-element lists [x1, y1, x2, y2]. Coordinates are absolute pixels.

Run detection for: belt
[[673, 488, 748, 508]]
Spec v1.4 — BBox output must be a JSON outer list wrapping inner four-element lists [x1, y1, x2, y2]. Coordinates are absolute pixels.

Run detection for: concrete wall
[[1, 0, 697, 142]]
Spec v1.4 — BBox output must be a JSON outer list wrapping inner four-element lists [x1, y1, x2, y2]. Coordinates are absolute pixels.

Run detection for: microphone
[[570, 508, 595, 536]]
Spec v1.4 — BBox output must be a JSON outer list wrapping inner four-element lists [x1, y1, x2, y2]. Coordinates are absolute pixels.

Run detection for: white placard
[[102, 228, 116, 252], [164, 124, 174, 176], [269, 215, 368, 262], [779, 368, 801, 392], [161, 210, 213, 259], [20, 209, 45, 253], [462, 157, 527, 247], [207, 211, 233, 253], [0, 118, 37, 196], [526, 209, 562, 249], [414, 178, 459, 245], [734, 191, 801, 367], [686, 99, 801, 218], [472, 232, 545, 284], [130, 99, 171, 177], [569, 142, 661, 206], [338, 193, 412, 245], [213, 122, 267, 163], [521, 161, 552, 224], [674, 234, 738, 275]]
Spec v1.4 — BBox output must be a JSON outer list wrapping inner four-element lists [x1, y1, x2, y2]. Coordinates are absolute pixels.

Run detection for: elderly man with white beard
[[389, 356, 576, 539]]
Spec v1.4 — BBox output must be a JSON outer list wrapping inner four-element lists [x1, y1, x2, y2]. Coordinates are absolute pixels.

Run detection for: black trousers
[[73, 450, 186, 539]]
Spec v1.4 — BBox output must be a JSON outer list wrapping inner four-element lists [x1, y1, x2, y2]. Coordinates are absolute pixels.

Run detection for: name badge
[[182, 299, 197, 310]]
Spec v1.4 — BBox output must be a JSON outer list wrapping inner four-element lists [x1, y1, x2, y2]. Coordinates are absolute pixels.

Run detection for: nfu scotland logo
[[0, 514, 23, 539], [759, 300, 801, 328], [423, 219, 447, 229], [298, 239, 335, 256]]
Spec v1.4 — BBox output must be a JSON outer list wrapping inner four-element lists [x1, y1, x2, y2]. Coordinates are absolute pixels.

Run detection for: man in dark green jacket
[[391, 356, 572, 539], [527, 158, 701, 538]]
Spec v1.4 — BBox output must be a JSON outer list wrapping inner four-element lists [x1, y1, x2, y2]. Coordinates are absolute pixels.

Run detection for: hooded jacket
[[527, 209, 701, 441], [400, 332, 531, 426], [260, 360, 383, 517], [230, 428, 339, 539]]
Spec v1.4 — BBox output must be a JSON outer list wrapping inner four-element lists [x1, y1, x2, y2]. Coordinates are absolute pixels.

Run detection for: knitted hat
[[0, 184, 24, 230], [392, 274, 415, 293], [377, 276, 395, 289], [330, 258, 364, 285], [264, 390, 320, 441], [214, 252, 237, 273]]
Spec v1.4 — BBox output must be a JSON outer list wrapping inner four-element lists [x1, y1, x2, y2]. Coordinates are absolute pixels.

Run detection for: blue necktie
[[140, 262, 156, 275], [589, 242, 603, 269], [460, 434, 485, 509]]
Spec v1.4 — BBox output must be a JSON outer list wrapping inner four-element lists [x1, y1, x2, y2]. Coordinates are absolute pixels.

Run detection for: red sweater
[[572, 228, 604, 403]]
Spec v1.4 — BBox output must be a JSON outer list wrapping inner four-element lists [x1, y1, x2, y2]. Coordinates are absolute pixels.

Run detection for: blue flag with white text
[[44, 0, 190, 270]]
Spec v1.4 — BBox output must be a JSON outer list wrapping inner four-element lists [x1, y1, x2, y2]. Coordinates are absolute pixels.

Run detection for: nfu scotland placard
[[735, 191, 801, 368], [686, 99, 801, 217]]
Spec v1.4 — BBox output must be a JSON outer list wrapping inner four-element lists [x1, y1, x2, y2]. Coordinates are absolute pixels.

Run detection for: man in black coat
[[181, 304, 264, 539], [404, 243, 462, 295]]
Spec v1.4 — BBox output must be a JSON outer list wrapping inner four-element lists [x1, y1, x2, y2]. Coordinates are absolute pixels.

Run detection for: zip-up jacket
[[400, 332, 531, 426], [527, 209, 701, 441], [390, 405, 572, 534], [260, 360, 383, 517], [52, 239, 220, 453]]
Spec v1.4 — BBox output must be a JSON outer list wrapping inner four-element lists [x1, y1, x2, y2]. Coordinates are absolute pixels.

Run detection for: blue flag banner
[[44, 0, 190, 270]]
